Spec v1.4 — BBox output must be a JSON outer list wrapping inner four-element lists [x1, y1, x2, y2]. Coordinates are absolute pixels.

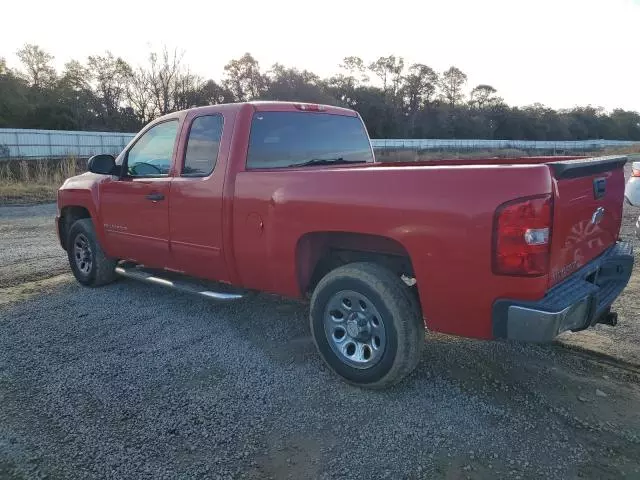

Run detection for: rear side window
[[183, 115, 224, 176], [246, 112, 373, 169]]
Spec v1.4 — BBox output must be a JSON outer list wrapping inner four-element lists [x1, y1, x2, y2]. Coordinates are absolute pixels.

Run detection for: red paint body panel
[[100, 177, 172, 266], [548, 170, 625, 286], [231, 164, 553, 338], [166, 107, 238, 281], [57, 101, 628, 341]]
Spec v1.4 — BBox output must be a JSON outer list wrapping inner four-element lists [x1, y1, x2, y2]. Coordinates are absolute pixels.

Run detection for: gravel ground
[[0, 203, 66, 288], [1, 166, 640, 479]]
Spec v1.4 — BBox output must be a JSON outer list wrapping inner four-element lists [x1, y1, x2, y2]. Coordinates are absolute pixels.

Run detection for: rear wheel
[[310, 262, 424, 389], [67, 218, 118, 287]]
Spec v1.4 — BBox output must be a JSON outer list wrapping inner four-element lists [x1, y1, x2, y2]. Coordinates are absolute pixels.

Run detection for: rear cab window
[[182, 114, 224, 177], [246, 112, 374, 169]]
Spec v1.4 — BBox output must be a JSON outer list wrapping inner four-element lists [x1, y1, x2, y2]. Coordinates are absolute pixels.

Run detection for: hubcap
[[73, 233, 92, 275], [323, 290, 386, 369]]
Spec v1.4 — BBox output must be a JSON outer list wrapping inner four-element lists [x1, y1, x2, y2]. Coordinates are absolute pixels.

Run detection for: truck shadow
[[228, 290, 640, 426]]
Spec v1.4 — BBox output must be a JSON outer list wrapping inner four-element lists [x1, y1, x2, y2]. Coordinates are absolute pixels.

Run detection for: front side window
[[126, 120, 179, 177], [246, 112, 374, 169], [183, 115, 224, 176]]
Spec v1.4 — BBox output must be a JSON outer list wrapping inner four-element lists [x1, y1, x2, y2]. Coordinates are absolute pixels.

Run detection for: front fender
[[57, 173, 109, 253]]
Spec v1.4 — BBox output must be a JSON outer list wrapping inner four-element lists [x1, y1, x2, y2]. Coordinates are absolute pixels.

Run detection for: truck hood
[[60, 171, 108, 191]]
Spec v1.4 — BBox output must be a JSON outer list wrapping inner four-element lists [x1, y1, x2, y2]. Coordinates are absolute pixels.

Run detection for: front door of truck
[[100, 119, 179, 267], [168, 112, 231, 282]]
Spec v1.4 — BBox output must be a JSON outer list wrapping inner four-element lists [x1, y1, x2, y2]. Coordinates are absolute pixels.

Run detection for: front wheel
[[67, 218, 118, 287], [310, 262, 424, 389]]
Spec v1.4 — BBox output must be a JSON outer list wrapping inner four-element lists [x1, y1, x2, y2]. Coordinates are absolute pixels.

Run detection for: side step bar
[[114, 264, 246, 301]]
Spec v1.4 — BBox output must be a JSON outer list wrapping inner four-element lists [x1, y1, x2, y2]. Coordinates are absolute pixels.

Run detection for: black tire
[[310, 262, 424, 389], [67, 218, 118, 287]]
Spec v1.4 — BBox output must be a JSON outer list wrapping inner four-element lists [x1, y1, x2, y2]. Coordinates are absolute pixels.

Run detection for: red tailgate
[[547, 156, 627, 286]]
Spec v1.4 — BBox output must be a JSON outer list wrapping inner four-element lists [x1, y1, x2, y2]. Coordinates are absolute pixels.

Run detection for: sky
[[2, 0, 639, 112]]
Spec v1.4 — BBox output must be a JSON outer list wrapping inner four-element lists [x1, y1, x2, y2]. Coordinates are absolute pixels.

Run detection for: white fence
[[0, 129, 134, 159], [1, 127, 639, 160]]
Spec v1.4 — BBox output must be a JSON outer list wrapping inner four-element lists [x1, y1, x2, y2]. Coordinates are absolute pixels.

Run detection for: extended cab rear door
[[547, 156, 627, 286], [167, 109, 235, 282]]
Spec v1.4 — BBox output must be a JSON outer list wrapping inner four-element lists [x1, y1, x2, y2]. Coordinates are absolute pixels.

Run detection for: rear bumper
[[493, 241, 634, 343]]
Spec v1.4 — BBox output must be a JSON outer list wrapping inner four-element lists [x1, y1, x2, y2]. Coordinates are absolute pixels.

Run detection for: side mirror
[[87, 154, 117, 175]]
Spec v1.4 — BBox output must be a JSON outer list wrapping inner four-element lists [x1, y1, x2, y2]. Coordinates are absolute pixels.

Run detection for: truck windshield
[[246, 111, 374, 169]]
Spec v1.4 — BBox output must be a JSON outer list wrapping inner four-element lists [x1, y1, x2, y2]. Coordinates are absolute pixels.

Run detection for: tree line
[[1, 44, 639, 140]]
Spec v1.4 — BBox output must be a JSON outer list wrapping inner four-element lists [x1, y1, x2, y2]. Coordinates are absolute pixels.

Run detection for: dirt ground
[[0, 162, 639, 479]]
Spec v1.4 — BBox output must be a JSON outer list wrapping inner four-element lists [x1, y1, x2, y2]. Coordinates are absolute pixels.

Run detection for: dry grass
[[588, 144, 640, 157], [0, 157, 80, 205], [376, 148, 531, 162], [376, 143, 640, 163]]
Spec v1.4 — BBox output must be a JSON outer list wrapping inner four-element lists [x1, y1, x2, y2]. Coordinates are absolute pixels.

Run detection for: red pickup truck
[[56, 101, 634, 388]]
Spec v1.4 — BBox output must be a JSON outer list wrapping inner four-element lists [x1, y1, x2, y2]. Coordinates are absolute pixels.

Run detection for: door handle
[[145, 192, 165, 202]]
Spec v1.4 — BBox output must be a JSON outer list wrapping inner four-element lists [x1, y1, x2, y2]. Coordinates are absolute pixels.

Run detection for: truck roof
[[162, 101, 358, 121]]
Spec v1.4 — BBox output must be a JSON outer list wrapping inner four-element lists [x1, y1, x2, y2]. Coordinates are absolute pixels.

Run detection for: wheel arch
[[295, 231, 419, 308], [58, 205, 92, 250]]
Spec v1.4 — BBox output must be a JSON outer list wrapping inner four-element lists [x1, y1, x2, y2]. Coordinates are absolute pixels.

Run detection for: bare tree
[[128, 46, 214, 121], [470, 84, 500, 109], [401, 63, 438, 135], [148, 47, 185, 115], [265, 63, 335, 104], [439, 66, 467, 107], [127, 66, 156, 124], [223, 53, 266, 101], [61, 60, 91, 91], [327, 56, 369, 107], [87, 52, 132, 122], [172, 69, 204, 111], [16, 44, 56, 88], [369, 55, 405, 94], [340, 56, 369, 84], [327, 74, 357, 108], [402, 63, 438, 110], [199, 79, 235, 105], [58, 60, 95, 129]]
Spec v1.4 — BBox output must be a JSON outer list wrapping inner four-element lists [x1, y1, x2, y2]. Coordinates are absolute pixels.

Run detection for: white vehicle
[[624, 161, 640, 238]]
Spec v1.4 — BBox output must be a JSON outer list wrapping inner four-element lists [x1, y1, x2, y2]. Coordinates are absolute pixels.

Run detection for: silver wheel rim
[[323, 290, 386, 369], [73, 233, 92, 275]]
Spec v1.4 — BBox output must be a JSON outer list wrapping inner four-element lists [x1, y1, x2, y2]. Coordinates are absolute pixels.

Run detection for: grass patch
[[375, 144, 640, 163], [375, 148, 531, 162], [589, 144, 640, 157], [0, 157, 82, 205], [0, 182, 60, 204]]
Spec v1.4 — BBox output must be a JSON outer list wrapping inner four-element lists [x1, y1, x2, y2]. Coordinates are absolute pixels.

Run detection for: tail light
[[632, 162, 640, 177], [493, 194, 553, 276]]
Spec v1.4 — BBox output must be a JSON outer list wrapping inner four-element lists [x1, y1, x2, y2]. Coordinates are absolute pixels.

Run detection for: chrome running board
[[114, 264, 246, 301]]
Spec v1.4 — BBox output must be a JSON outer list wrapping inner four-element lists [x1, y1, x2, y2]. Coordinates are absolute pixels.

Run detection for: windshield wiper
[[295, 157, 357, 167]]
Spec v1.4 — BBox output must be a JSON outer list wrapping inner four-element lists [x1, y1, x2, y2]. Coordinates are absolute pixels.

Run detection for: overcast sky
[[2, 0, 639, 112]]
